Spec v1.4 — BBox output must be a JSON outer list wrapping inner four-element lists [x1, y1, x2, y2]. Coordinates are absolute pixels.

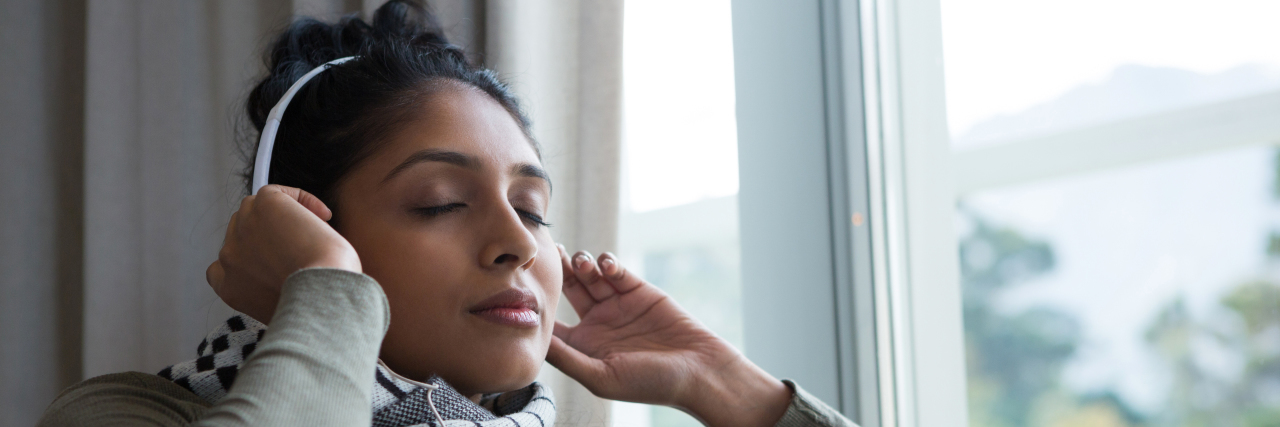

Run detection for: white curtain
[[0, 0, 622, 426]]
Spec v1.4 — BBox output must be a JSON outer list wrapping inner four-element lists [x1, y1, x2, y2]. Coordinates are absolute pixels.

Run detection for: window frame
[[861, 0, 969, 426], [732, 1, 892, 426], [952, 91, 1280, 195], [734, 0, 973, 425]]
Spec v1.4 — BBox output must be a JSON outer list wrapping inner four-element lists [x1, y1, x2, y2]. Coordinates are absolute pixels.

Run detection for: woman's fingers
[[560, 247, 646, 305], [205, 260, 224, 294], [545, 335, 610, 395], [237, 194, 256, 213], [267, 184, 333, 221], [572, 251, 616, 301], [595, 252, 645, 294], [553, 320, 574, 340], [559, 245, 596, 318]]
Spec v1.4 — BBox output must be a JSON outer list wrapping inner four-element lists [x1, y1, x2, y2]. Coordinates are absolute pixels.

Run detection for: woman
[[38, 2, 855, 426]]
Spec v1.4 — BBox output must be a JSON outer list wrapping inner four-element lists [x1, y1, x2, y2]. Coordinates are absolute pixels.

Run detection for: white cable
[[425, 386, 445, 426], [377, 359, 447, 426], [251, 56, 357, 195]]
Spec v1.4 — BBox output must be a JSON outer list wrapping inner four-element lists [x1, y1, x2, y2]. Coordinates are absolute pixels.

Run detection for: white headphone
[[251, 56, 358, 195]]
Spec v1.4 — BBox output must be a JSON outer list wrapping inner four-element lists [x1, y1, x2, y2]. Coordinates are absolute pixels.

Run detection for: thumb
[[546, 335, 610, 393], [269, 185, 333, 221]]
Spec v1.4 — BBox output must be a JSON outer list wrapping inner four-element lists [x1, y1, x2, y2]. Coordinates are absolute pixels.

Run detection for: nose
[[478, 202, 540, 271]]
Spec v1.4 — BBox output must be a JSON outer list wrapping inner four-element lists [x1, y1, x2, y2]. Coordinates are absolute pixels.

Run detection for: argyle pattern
[[159, 314, 555, 426]]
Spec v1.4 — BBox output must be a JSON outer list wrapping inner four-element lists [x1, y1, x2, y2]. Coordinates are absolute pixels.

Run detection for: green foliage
[[1141, 281, 1280, 427], [961, 146, 1280, 426], [959, 213, 1056, 302], [1221, 280, 1280, 335], [960, 208, 1148, 427], [961, 207, 1280, 427], [1264, 233, 1280, 259], [959, 209, 1096, 426]]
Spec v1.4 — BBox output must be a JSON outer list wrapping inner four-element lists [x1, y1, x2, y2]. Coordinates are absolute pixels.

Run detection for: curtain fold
[[0, 0, 86, 425], [0, 0, 623, 426]]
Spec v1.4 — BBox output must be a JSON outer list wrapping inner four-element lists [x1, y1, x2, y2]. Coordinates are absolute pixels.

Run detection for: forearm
[[196, 268, 389, 427]]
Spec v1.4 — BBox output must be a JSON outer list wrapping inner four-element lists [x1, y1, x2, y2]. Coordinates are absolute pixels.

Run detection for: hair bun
[[248, 0, 456, 131], [372, 0, 449, 46]]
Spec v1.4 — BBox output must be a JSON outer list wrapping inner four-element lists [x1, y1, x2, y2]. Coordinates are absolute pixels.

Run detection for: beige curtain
[[0, 0, 622, 426], [0, 0, 88, 424]]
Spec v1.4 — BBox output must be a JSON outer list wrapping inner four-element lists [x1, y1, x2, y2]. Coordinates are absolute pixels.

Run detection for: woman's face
[[332, 83, 560, 398]]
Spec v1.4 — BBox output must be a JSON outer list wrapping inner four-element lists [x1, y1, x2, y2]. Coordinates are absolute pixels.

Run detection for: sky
[[941, 0, 1280, 141]]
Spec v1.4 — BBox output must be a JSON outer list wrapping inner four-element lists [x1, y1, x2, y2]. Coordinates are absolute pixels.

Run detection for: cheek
[[535, 241, 562, 326], [347, 223, 474, 316], [542, 259, 562, 298], [360, 230, 464, 281]]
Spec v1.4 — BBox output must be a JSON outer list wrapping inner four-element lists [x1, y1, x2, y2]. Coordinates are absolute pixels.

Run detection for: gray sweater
[[38, 268, 856, 427]]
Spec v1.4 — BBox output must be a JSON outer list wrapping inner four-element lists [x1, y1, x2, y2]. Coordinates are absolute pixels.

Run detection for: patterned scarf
[[158, 314, 556, 427]]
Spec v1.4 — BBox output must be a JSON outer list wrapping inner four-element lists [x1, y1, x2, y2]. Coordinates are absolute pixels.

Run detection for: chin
[[451, 338, 548, 394], [482, 365, 540, 393]]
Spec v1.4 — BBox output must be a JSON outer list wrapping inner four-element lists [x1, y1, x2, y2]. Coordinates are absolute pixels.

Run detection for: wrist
[[682, 356, 793, 427], [303, 247, 362, 274]]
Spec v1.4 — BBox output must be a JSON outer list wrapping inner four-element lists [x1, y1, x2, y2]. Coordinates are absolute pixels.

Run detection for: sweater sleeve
[[773, 380, 860, 427], [195, 268, 389, 426], [38, 268, 390, 427]]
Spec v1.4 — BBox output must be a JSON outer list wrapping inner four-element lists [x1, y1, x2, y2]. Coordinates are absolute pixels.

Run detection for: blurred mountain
[[957, 64, 1280, 145]]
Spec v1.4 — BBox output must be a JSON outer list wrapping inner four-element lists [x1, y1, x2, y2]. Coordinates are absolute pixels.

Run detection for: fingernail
[[574, 253, 590, 268], [600, 258, 614, 271]]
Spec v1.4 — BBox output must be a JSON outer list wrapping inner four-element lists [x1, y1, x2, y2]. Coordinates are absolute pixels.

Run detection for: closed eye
[[517, 209, 551, 227], [413, 203, 466, 217]]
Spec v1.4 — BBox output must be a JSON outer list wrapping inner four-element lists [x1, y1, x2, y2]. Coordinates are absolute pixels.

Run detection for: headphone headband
[[251, 56, 357, 195]]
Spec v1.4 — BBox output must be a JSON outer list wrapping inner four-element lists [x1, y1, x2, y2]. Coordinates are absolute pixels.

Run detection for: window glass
[[941, 0, 1280, 149], [612, 1, 741, 426], [959, 145, 1280, 427]]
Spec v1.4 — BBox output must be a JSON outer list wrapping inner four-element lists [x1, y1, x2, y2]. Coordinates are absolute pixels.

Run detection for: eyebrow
[[382, 149, 480, 183], [382, 149, 553, 191], [514, 163, 553, 193]]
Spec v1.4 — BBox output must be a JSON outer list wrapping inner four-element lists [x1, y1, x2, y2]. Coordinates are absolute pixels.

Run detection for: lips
[[468, 288, 540, 328]]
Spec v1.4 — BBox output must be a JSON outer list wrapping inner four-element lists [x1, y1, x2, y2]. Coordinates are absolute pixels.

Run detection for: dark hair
[[241, 0, 534, 220]]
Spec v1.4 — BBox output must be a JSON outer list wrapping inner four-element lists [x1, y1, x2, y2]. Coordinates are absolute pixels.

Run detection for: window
[[621, 1, 1280, 426], [851, 0, 1280, 425], [612, 1, 740, 426], [932, 0, 1280, 426]]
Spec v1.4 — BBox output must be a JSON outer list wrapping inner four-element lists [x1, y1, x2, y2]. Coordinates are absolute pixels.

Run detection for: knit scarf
[[158, 314, 556, 427]]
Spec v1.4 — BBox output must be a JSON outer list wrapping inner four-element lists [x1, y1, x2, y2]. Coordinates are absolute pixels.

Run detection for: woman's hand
[[545, 247, 792, 427], [206, 185, 361, 324]]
